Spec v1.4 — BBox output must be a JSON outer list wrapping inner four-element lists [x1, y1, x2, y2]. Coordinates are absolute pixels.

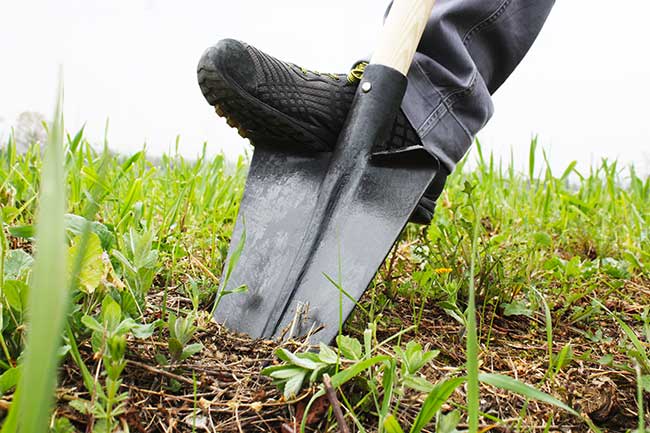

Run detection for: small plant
[[263, 343, 340, 399], [111, 228, 159, 308], [167, 312, 203, 362], [74, 295, 157, 432], [263, 326, 451, 432]]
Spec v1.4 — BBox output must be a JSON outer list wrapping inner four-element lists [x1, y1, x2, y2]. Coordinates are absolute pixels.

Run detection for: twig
[[322, 374, 350, 433], [190, 254, 220, 284], [127, 359, 203, 387]]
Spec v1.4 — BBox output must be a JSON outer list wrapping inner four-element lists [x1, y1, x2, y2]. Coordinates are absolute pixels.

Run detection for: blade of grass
[[410, 376, 466, 433], [8, 74, 69, 433], [596, 299, 650, 372], [478, 373, 601, 431], [635, 363, 645, 432], [479, 373, 578, 416], [384, 415, 406, 433], [466, 209, 480, 433]]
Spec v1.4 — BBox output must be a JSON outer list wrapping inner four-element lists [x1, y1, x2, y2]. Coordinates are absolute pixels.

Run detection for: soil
[[48, 277, 649, 433]]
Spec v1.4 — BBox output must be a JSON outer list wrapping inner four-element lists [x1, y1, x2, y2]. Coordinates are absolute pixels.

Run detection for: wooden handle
[[370, 0, 436, 76]]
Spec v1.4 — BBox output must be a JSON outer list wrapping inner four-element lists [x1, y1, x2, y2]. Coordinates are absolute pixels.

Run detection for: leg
[[400, 0, 556, 172]]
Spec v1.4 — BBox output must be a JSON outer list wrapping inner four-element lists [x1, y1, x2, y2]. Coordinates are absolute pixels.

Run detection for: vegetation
[[0, 96, 648, 431]]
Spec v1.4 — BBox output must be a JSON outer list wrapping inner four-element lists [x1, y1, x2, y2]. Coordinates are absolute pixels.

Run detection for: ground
[[50, 268, 648, 433]]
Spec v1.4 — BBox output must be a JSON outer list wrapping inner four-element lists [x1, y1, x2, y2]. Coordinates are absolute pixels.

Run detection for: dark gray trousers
[[398, 0, 555, 173]]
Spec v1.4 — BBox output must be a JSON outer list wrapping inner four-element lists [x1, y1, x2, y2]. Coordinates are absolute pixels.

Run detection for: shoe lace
[[347, 62, 368, 83], [296, 65, 341, 81]]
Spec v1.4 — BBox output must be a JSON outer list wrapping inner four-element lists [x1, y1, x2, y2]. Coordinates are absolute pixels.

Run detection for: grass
[[2, 77, 68, 433], [0, 115, 648, 432]]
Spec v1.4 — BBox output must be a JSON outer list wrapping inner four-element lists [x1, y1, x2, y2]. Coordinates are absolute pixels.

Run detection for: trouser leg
[[398, 0, 555, 223], [397, 0, 555, 173]]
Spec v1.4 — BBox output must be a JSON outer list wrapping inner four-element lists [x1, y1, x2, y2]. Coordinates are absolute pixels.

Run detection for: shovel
[[212, 0, 439, 343]]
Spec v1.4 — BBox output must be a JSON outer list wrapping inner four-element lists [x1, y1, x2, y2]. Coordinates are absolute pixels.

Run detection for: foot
[[197, 39, 447, 223]]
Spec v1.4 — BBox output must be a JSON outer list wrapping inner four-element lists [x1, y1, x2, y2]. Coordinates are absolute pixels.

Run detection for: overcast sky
[[1, 0, 649, 175]]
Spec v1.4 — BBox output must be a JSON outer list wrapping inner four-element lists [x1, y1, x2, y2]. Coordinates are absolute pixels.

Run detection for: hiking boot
[[197, 39, 448, 223]]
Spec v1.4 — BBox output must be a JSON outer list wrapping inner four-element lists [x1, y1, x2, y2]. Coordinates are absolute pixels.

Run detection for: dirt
[[46, 286, 648, 433]]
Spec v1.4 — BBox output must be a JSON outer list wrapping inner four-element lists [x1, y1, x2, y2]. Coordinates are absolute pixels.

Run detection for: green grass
[[0, 120, 648, 432], [2, 77, 68, 433]]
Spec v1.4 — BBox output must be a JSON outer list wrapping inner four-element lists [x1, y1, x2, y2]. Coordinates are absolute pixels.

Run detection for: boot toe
[[197, 39, 258, 98]]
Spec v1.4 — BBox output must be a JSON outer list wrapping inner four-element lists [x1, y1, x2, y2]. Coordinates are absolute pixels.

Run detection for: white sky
[[1, 0, 649, 176]]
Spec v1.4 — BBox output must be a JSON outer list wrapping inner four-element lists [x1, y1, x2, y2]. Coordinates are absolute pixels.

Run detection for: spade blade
[[214, 65, 439, 343]]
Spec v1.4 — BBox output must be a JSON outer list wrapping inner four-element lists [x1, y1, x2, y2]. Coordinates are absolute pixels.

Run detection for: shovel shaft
[[370, 0, 436, 76]]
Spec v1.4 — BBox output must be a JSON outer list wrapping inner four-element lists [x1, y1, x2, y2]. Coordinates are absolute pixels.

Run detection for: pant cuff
[[401, 54, 494, 173]]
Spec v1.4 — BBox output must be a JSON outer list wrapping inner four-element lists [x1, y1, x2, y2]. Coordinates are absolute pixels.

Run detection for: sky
[[1, 0, 649, 176]]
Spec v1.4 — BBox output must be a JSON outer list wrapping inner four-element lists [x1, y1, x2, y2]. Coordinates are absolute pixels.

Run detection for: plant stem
[[466, 208, 480, 433]]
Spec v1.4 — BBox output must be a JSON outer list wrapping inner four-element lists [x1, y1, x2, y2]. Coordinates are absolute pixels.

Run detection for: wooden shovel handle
[[370, 0, 436, 76]]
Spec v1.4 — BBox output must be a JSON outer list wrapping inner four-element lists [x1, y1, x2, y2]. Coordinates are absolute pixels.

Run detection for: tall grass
[[0, 105, 648, 432], [466, 205, 480, 433], [4, 78, 68, 432]]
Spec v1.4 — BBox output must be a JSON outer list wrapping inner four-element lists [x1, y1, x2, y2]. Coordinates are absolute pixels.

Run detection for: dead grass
[[37, 272, 648, 433]]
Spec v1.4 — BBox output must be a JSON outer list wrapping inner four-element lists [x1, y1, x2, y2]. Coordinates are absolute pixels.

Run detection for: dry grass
[[39, 268, 648, 433]]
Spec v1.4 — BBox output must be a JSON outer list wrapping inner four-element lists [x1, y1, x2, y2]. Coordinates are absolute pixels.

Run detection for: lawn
[[0, 114, 649, 432]]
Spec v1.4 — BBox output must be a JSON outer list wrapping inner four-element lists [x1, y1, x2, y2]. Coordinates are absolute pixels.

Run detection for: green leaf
[[552, 343, 574, 373], [641, 375, 650, 393], [565, 256, 582, 278], [384, 415, 406, 433], [266, 366, 307, 380], [111, 249, 137, 275], [80, 315, 103, 333], [221, 284, 247, 296], [101, 295, 122, 331], [10, 74, 68, 433], [403, 375, 436, 393], [51, 416, 75, 433], [410, 377, 466, 433], [7, 226, 34, 239], [0, 367, 20, 395], [168, 338, 183, 360], [336, 335, 362, 360], [502, 299, 533, 318], [68, 233, 104, 294], [223, 223, 246, 290], [4, 249, 33, 279], [67, 124, 85, 153], [3, 279, 29, 312], [169, 314, 196, 346], [260, 364, 289, 376], [283, 369, 307, 399], [114, 318, 138, 336], [380, 360, 396, 423], [131, 320, 159, 339], [479, 373, 579, 416], [68, 398, 92, 415], [560, 160, 577, 180], [436, 410, 462, 433], [532, 232, 552, 248], [544, 256, 565, 272], [275, 348, 321, 370], [603, 303, 650, 372], [600, 257, 631, 279], [329, 355, 390, 388], [64, 214, 115, 251], [318, 343, 338, 364], [181, 343, 203, 360]]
